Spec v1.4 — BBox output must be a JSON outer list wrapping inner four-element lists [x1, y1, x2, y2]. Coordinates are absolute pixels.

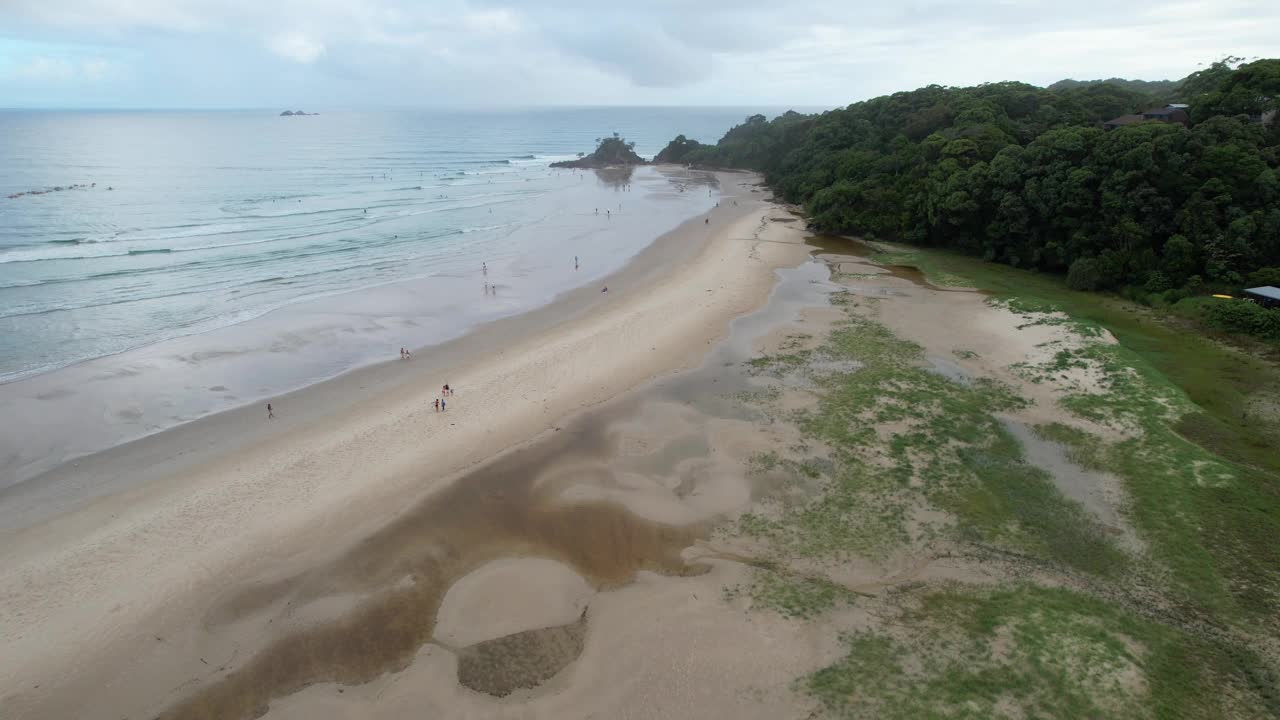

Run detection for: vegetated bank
[[650, 58, 1280, 717], [719, 235, 1280, 719], [655, 57, 1280, 341], [550, 132, 646, 169]]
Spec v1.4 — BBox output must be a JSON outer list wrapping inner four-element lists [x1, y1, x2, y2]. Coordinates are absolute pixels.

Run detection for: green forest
[[656, 59, 1280, 338]]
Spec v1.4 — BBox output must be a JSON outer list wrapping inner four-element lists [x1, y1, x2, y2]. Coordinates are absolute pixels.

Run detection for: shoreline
[[0, 163, 720, 490], [0, 171, 814, 719], [0, 165, 731, 529]]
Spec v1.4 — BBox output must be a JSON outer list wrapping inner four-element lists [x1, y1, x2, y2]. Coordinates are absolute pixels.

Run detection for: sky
[[0, 0, 1276, 109]]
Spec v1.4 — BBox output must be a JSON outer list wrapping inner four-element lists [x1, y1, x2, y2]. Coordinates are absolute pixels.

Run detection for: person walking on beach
[[482, 262, 487, 276], [434, 398, 439, 412], [575, 255, 579, 270], [441, 398, 447, 411], [444, 383, 452, 396], [267, 403, 274, 419]]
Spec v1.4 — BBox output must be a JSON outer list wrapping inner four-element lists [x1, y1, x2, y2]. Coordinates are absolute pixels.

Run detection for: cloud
[[461, 8, 521, 33], [1, 53, 115, 86], [267, 31, 325, 63], [2, 0, 1278, 107], [81, 58, 112, 79], [548, 25, 711, 88], [12, 56, 77, 82]]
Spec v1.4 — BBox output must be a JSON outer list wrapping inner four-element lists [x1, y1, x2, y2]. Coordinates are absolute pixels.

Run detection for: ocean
[[0, 107, 760, 486]]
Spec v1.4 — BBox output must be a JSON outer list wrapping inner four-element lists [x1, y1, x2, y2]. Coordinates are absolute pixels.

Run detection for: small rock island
[[279, 110, 316, 116], [551, 133, 646, 169]]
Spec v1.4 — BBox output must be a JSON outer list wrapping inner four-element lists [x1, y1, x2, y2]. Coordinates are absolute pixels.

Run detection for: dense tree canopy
[[551, 132, 644, 168], [1048, 77, 1177, 100], [653, 134, 706, 164], [667, 60, 1280, 298]]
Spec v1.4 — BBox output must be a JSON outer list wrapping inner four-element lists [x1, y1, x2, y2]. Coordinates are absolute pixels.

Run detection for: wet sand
[[251, 237, 1146, 720], [0, 169, 725, 533], [0, 183, 1147, 720], [0, 172, 818, 719], [0, 165, 720, 492]]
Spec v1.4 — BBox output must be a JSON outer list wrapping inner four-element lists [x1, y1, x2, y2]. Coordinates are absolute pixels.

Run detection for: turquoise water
[[0, 107, 759, 486], [0, 108, 753, 382]]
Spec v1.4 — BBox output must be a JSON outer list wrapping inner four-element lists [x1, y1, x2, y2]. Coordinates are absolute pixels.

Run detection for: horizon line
[[0, 103, 834, 112]]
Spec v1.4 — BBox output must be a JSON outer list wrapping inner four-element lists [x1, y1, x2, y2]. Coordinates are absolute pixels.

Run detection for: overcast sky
[[1, 0, 1276, 108]]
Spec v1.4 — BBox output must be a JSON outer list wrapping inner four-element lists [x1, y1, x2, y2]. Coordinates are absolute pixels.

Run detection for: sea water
[[0, 107, 758, 487]]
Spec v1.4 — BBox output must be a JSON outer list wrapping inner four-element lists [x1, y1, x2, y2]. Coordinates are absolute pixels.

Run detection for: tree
[[1161, 235, 1197, 285], [1175, 56, 1246, 103], [1191, 59, 1280, 123], [653, 58, 1280, 295], [654, 134, 705, 164], [1067, 257, 1105, 290], [1246, 267, 1280, 288]]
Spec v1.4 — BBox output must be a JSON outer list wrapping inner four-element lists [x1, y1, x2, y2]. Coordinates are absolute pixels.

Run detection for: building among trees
[[1103, 104, 1190, 129], [1244, 286, 1280, 309]]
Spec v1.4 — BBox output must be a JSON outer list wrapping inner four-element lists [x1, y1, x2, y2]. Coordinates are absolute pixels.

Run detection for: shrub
[[1202, 299, 1280, 339], [1067, 257, 1103, 291], [1245, 267, 1280, 289], [1144, 271, 1173, 293]]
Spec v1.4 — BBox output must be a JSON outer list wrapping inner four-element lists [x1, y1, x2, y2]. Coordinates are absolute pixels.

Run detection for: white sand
[[0, 173, 814, 720], [434, 558, 594, 648], [263, 562, 844, 720], [0, 186, 1143, 720]]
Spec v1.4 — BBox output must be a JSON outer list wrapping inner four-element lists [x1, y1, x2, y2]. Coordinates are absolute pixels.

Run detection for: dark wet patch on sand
[[156, 232, 841, 720], [160, 406, 704, 720], [806, 234, 979, 293], [455, 609, 589, 697]]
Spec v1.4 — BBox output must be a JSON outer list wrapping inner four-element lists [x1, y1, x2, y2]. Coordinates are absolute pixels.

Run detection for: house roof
[[1142, 107, 1182, 117], [1166, 103, 1190, 109], [1104, 114, 1145, 126], [1244, 286, 1280, 301]]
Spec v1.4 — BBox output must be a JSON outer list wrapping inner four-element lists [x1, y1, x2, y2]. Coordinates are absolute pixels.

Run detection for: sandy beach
[[0, 171, 818, 719], [0, 164, 720, 492], [2, 165, 1176, 719]]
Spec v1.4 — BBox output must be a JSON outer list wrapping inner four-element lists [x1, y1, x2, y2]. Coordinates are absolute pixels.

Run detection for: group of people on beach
[[433, 384, 452, 412], [268, 255, 595, 421]]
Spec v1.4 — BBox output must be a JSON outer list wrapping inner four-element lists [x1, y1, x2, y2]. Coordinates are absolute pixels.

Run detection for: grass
[[726, 241, 1280, 716], [892, 249, 1280, 476], [806, 584, 1239, 720], [871, 250, 972, 288], [724, 567, 858, 620], [743, 306, 1124, 575], [1020, 301, 1278, 623], [873, 245, 1280, 625]]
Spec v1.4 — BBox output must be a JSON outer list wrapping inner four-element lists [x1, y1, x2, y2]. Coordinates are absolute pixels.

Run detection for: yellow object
[[1212, 294, 1234, 299]]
